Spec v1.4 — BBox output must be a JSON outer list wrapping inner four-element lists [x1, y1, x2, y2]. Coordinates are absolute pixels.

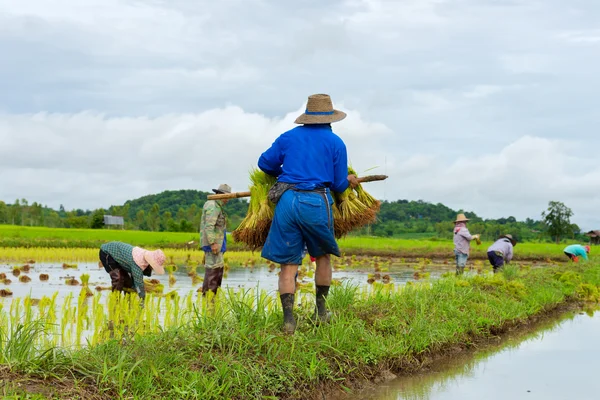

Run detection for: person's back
[[258, 124, 348, 193], [488, 238, 513, 257], [564, 244, 589, 260]]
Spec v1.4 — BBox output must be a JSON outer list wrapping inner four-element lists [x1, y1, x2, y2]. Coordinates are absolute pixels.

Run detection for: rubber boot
[[280, 293, 296, 334], [456, 266, 464, 276], [314, 285, 332, 324]]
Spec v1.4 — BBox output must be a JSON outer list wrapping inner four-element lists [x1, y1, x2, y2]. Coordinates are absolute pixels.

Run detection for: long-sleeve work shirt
[[258, 124, 350, 193]]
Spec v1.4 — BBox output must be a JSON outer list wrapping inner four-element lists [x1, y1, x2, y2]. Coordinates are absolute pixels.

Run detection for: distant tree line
[[0, 193, 588, 243]]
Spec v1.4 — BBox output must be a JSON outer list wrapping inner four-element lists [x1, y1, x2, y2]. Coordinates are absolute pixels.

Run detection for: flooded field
[[0, 261, 458, 300], [356, 309, 600, 400]]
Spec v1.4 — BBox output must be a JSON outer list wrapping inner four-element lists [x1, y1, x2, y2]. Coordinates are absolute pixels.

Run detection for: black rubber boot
[[314, 285, 332, 324], [280, 293, 296, 334], [456, 266, 465, 276]]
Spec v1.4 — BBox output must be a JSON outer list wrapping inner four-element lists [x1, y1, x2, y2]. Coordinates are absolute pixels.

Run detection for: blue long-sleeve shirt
[[258, 124, 350, 193]]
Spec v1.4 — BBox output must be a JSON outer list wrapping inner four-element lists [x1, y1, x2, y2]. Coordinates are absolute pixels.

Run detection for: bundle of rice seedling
[[232, 167, 383, 247], [232, 169, 277, 249], [144, 278, 165, 294], [332, 167, 380, 238]]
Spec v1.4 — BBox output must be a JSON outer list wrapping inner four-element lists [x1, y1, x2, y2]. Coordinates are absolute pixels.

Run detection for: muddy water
[[359, 309, 600, 400], [0, 262, 456, 301]]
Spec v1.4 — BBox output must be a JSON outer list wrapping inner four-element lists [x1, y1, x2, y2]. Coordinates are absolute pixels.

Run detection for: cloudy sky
[[1, 0, 599, 229]]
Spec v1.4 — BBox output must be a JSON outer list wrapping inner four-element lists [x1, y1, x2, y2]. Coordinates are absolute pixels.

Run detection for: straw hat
[[500, 234, 517, 246], [212, 184, 232, 194], [143, 249, 166, 275], [294, 94, 347, 125], [454, 213, 469, 223]]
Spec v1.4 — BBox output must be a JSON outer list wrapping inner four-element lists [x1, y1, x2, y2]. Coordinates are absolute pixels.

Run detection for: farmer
[[453, 213, 480, 275], [258, 93, 359, 334], [563, 244, 590, 263], [200, 183, 231, 296], [99, 241, 166, 301], [487, 234, 517, 273]]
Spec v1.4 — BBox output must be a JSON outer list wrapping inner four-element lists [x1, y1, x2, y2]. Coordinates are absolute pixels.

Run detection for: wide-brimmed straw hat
[[500, 234, 517, 246], [454, 213, 469, 223], [294, 94, 347, 125], [143, 250, 166, 275], [212, 184, 232, 194]]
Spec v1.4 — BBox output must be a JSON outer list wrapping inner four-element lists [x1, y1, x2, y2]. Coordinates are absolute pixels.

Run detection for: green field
[[0, 224, 587, 261], [2, 262, 599, 399]]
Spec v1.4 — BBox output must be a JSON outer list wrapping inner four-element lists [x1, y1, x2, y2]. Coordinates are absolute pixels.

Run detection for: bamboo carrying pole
[[207, 175, 388, 200]]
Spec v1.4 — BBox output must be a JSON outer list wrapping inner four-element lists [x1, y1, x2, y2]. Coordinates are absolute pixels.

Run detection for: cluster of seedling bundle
[[232, 169, 277, 249], [332, 167, 380, 239], [232, 167, 382, 248]]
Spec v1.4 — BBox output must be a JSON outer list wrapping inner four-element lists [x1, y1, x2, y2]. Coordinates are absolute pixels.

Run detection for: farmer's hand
[[472, 234, 480, 240], [347, 174, 359, 188], [210, 243, 220, 255]]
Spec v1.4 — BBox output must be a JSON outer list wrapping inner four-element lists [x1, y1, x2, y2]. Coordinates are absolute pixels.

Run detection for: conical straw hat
[[500, 234, 517, 246], [294, 94, 347, 125], [454, 213, 469, 223]]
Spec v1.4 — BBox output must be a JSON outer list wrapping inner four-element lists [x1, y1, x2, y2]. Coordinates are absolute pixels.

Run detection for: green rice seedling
[[233, 169, 277, 249], [80, 273, 93, 297], [165, 264, 177, 286], [187, 264, 198, 276], [191, 274, 203, 286], [501, 264, 520, 281], [65, 277, 80, 286], [144, 278, 164, 294]]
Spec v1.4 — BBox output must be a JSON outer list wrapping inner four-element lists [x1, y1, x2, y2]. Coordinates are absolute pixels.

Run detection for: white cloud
[[1, 0, 600, 230], [2, 107, 599, 230]]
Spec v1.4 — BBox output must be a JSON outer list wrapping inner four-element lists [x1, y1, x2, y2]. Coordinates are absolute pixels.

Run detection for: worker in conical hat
[[453, 213, 480, 275], [99, 241, 166, 302]]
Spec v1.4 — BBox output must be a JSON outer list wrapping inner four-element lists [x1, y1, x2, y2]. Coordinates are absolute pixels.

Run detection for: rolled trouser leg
[[280, 293, 296, 334], [202, 267, 224, 297]]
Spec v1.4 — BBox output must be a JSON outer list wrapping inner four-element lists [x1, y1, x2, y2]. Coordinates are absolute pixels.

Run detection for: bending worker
[[99, 241, 166, 300], [563, 244, 590, 263], [487, 234, 517, 273], [258, 93, 359, 334]]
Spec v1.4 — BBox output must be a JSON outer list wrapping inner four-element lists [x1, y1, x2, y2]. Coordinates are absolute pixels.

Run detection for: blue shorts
[[261, 189, 340, 265]]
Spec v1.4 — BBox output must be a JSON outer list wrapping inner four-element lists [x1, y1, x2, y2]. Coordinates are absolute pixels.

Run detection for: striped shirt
[[100, 241, 146, 299]]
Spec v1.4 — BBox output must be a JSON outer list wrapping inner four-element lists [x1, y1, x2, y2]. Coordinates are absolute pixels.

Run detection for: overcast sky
[[1, 0, 599, 229]]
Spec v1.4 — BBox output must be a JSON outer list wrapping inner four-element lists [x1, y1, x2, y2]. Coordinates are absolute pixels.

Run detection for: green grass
[[0, 225, 583, 261], [3, 263, 600, 399], [0, 225, 198, 249], [338, 236, 576, 261]]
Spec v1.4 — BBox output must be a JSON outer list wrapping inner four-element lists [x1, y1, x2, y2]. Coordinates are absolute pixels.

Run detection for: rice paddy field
[[0, 225, 596, 399], [0, 224, 578, 261]]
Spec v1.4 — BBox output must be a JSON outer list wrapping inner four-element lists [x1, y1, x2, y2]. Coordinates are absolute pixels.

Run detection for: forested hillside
[[0, 193, 586, 242]]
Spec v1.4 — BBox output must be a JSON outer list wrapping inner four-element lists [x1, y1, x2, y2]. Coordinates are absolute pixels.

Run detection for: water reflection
[[361, 308, 600, 400]]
